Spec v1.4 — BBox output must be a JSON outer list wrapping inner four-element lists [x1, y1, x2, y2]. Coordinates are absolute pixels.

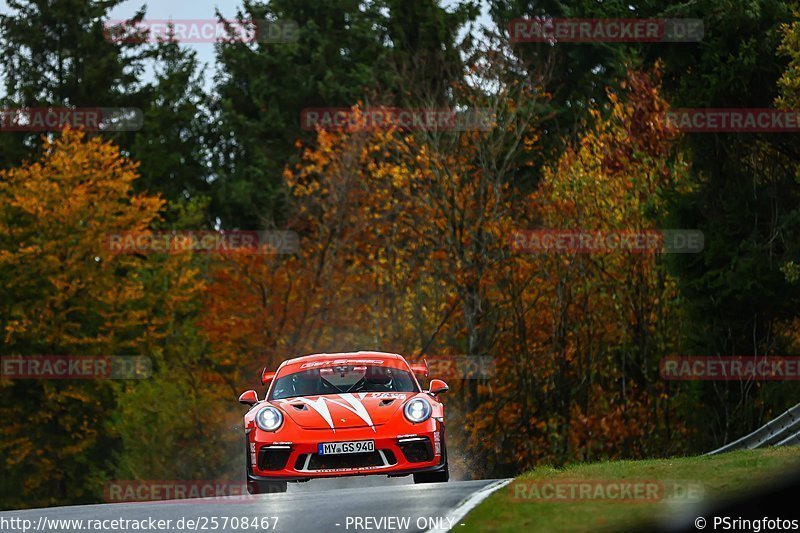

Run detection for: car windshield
[[269, 364, 419, 400]]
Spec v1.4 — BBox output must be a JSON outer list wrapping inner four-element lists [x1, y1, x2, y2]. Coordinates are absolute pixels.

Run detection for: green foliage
[[658, 0, 800, 449], [0, 1, 212, 212], [0, 0, 148, 165], [129, 38, 213, 216], [209, 0, 475, 228], [112, 365, 240, 482]]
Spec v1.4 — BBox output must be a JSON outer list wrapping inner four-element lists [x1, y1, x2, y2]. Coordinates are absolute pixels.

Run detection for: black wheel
[[247, 480, 288, 494], [413, 461, 449, 484]]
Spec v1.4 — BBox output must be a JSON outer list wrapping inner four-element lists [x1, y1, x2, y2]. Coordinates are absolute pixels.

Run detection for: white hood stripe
[[331, 393, 376, 432], [296, 397, 336, 432], [279, 394, 377, 432]]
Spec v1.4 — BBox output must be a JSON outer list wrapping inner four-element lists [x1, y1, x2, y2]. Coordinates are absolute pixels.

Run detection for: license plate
[[318, 440, 375, 455]]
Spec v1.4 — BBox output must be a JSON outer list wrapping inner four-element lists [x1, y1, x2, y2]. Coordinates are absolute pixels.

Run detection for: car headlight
[[256, 406, 283, 431], [404, 398, 431, 423]]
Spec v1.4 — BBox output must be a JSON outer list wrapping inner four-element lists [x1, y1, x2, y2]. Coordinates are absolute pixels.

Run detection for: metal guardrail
[[775, 431, 800, 446], [706, 403, 800, 455], [775, 429, 800, 447]]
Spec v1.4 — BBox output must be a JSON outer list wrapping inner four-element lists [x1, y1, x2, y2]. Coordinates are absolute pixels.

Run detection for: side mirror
[[428, 379, 449, 396], [261, 368, 276, 386], [238, 390, 258, 406]]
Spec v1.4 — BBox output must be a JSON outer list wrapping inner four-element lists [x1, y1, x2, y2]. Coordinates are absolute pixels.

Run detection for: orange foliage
[[0, 128, 203, 506], [199, 70, 691, 478]]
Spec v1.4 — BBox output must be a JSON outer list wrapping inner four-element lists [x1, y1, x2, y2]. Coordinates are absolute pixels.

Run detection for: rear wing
[[409, 358, 429, 377], [261, 368, 276, 386]]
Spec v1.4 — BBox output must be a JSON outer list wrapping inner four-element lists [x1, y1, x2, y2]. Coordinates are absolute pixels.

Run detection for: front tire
[[247, 480, 288, 494], [413, 461, 449, 484]]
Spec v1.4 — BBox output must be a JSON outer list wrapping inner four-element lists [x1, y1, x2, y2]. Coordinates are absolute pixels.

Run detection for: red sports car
[[238, 351, 450, 494]]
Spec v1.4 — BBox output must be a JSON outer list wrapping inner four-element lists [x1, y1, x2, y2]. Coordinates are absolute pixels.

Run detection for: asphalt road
[[0, 477, 509, 533]]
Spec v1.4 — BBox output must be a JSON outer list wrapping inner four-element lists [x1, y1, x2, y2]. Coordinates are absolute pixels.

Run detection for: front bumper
[[245, 421, 446, 482]]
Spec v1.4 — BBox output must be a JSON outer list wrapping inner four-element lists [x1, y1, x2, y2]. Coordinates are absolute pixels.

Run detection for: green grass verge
[[460, 447, 800, 532]]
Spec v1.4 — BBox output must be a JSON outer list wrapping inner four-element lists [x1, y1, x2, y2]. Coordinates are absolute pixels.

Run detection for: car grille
[[295, 450, 397, 471], [398, 437, 433, 463], [258, 446, 292, 470]]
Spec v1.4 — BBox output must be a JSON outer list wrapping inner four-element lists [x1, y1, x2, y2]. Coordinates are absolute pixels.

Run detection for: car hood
[[272, 392, 414, 430]]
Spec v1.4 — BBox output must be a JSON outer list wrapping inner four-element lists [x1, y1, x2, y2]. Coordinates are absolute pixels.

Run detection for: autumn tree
[[0, 128, 206, 508], [464, 66, 695, 474]]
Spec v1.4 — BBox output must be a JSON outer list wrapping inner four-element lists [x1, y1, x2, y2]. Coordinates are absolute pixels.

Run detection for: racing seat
[[292, 371, 322, 396], [364, 366, 393, 392]]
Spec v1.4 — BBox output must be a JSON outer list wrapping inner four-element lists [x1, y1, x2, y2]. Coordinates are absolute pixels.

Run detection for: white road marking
[[425, 478, 513, 533]]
